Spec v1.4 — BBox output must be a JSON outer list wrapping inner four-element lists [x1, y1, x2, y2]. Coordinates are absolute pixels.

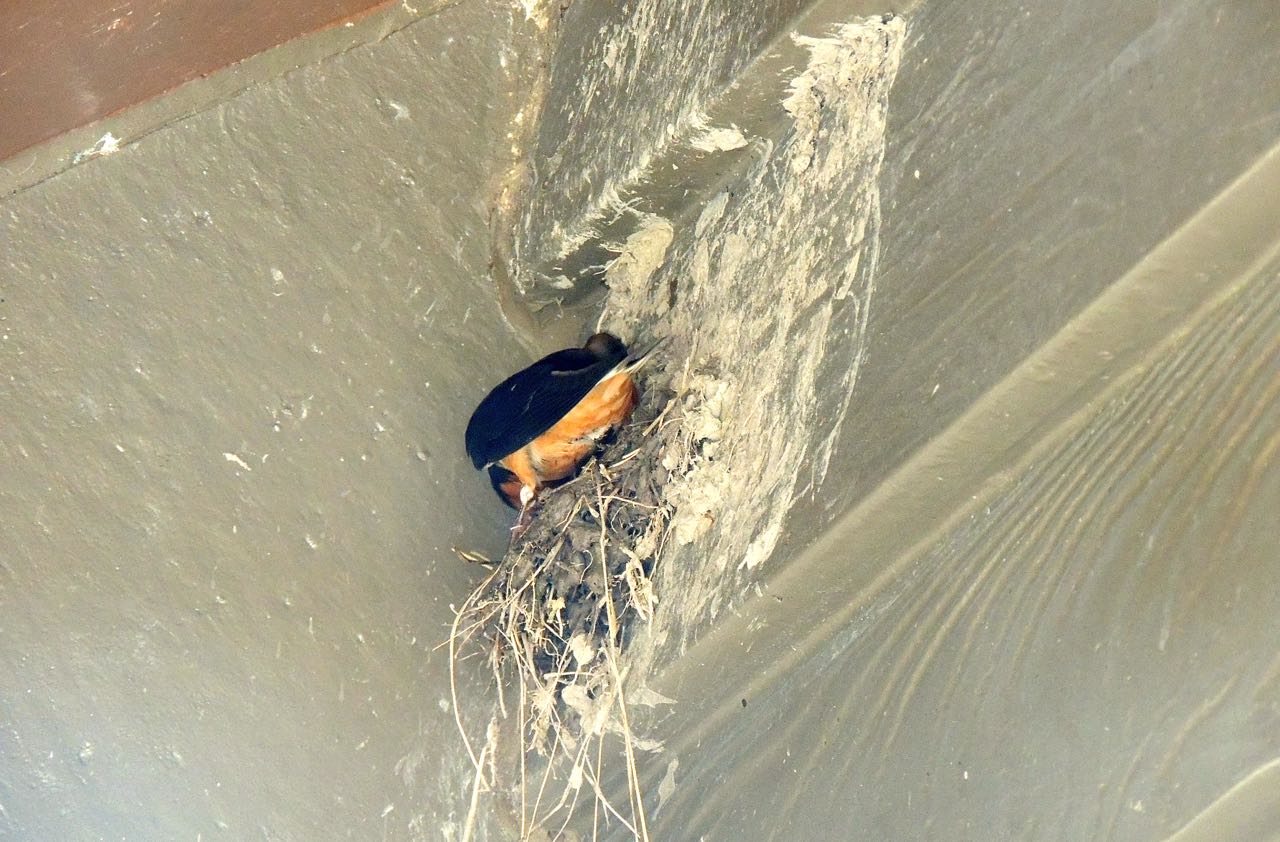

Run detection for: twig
[[461, 716, 497, 842], [594, 477, 651, 842], [520, 674, 528, 839], [449, 570, 498, 772]]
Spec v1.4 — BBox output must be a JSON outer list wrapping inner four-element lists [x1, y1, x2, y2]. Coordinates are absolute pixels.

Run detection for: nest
[[449, 380, 683, 840]]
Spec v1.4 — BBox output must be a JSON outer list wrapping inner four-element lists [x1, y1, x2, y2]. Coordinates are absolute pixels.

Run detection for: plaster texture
[[1, 3, 528, 838]]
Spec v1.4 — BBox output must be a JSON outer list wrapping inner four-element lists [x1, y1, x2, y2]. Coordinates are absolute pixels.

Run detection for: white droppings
[[567, 632, 596, 666], [518, 0, 548, 27], [690, 123, 749, 153], [656, 758, 680, 816], [73, 133, 121, 164], [694, 192, 729, 237], [222, 452, 252, 471], [631, 686, 678, 707]]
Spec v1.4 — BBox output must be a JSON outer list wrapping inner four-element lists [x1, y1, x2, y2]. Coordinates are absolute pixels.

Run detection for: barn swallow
[[465, 332, 660, 513]]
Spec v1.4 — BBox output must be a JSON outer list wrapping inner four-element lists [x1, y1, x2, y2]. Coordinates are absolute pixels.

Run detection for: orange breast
[[527, 372, 638, 482]]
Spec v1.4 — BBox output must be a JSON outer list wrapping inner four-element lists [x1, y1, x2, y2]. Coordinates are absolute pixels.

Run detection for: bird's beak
[[624, 336, 667, 372]]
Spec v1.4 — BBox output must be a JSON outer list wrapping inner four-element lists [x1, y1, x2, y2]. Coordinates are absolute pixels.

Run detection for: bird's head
[[584, 332, 627, 360]]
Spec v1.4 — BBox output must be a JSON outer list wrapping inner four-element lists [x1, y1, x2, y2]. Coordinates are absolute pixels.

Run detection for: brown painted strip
[[0, 0, 395, 162]]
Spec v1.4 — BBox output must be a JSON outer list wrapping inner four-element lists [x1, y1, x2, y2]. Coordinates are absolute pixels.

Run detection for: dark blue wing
[[464, 345, 626, 469]]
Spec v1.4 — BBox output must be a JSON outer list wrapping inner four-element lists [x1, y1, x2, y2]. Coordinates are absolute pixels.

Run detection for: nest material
[[450, 380, 685, 840], [462, 383, 673, 731]]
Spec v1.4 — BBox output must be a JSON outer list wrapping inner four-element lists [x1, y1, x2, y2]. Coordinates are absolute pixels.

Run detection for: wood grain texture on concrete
[[636, 140, 1280, 842]]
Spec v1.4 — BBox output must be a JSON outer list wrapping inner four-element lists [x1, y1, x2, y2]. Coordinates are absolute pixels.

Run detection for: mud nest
[[448, 355, 723, 838], [451, 378, 679, 759]]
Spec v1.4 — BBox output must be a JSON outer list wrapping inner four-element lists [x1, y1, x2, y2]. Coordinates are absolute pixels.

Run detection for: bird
[[465, 332, 660, 513]]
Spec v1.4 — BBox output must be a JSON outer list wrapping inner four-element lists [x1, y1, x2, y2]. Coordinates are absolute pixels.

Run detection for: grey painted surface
[[659, 257, 1280, 840], [0, 3, 527, 839], [803, 0, 1280, 536], [634, 145, 1280, 840]]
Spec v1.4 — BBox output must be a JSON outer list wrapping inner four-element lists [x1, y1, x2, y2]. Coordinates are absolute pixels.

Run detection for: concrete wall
[[0, 3, 527, 838], [502, 0, 1280, 838], [2, 0, 1278, 838], [803, 0, 1280, 537], [506, 0, 812, 302]]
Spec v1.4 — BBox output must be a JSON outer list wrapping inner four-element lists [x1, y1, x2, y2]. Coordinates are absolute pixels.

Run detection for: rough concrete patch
[[598, 214, 675, 328], [783, 31, 867, 175], [663, 374, 728, 547], [508, 0, 811, 297], [689, 113, 750, 153]]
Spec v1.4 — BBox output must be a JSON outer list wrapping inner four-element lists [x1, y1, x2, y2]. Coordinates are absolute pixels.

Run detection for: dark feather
[[464, 342, 628, 469], [487, 465, 522, 508]]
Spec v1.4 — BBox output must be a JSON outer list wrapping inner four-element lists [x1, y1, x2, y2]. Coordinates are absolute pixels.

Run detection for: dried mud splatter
[[603, 17, 905, 676]]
